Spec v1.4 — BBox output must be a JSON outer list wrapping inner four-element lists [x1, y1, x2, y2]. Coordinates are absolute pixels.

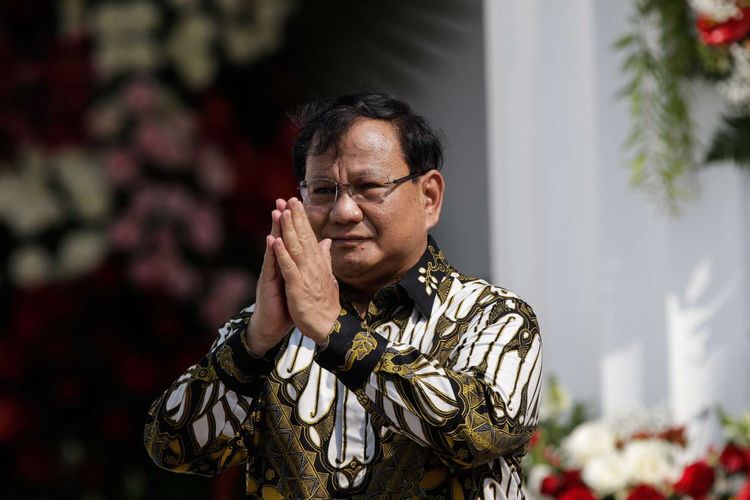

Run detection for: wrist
[[315, 334, 330, 352], [244, 319, 281, 358], [304, 307, 341, 346]]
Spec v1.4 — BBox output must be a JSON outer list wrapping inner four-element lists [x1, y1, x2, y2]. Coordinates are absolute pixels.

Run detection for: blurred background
[[0, 0, 748, 498]]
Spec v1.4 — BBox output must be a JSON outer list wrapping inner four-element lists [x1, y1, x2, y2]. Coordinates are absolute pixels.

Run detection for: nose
[[328, 190, 364, 224]]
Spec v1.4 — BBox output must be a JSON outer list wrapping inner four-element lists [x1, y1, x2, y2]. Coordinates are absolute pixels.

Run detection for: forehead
[[305, 118, 408, 177]]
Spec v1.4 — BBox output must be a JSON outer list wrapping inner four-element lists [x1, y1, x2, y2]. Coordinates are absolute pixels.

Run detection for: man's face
[[303, 118, 442, 291]]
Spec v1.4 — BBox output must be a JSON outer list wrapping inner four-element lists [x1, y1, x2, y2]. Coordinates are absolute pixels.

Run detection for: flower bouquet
[[618, 0, 750, 207], [525, 378, 750, 499]]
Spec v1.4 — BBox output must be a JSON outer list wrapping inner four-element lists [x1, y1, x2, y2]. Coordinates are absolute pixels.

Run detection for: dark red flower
[[101, 407, 131, 441], [540, 474, 564, 496], [540, 470, 584, 497], [737, 479, 750, 500], [561, 469, 584, 487], [696, 7, 750, 46], [0, 397, 26, 443], [627, 484, 666, 500], [673, 461, 715, 499], [17, 445, 55, 483], [54, 376, 84, 404], [558, 485, 596, 500], [117, 353, 160, 394], [529, 430, 540, 447], [719, 442, 749, 474]]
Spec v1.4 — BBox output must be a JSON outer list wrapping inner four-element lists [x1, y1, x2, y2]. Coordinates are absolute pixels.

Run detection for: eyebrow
[[306, 168, 385, 180]]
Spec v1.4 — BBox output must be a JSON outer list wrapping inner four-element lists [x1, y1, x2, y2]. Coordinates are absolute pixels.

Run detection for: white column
[[484, 0, 602, 406], [484, 0, 750, 435]]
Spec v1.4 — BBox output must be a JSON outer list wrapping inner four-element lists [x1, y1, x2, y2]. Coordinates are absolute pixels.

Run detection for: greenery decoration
[[617, 0, 750, 210]]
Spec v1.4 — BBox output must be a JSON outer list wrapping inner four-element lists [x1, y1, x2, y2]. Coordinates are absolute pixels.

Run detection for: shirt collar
[[396, 235, 453, 319]]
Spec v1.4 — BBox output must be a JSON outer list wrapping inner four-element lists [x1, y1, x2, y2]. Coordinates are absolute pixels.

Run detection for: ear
[[420, 170, 445, 231]]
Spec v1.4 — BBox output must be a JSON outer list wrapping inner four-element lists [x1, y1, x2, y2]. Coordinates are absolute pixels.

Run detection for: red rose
[[558, 485, 596, 500], [540, 470, 584, 497], [719, 442, 749, 474], [561, 469, 584, 487], [540, 474, 564, 496], [673, 461, 715, 499], [696, 7, 750, 46], [737, 479, 750, 500], [529, 430, 540, 447], [627, 484, 666, 500]]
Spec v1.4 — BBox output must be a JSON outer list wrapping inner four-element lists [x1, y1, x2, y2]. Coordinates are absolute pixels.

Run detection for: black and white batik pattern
[[145, 237, 543, 499]]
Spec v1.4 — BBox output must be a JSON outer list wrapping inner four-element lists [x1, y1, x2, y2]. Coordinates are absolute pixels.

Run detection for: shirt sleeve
[[143, 306, 282, 476], [314, 295, 542, 469]]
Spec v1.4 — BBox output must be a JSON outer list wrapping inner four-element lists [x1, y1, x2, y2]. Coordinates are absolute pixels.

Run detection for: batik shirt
[[144, 237, 543, 499]]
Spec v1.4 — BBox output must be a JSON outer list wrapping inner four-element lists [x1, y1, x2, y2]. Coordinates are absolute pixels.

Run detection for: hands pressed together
[[245, 198, 341, 357]]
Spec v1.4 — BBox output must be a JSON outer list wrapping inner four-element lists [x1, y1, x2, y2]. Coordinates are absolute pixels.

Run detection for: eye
[[306, 180, 337, 195], [312, 185, 336, 195], [355, 180, 386, 191]]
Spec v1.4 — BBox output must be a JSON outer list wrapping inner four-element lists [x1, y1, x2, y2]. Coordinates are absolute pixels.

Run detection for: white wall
[[400, 0, 491, 279], [485, 0, 750, 447], [344, 0, 491, 278]]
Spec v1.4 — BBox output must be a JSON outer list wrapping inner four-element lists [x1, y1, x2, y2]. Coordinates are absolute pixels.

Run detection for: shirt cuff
[[211, 321, 283, 396], [314, 309, 388, 391]]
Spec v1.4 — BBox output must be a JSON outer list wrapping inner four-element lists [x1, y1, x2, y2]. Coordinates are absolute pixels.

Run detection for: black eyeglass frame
[[298, 170, 430, 206]]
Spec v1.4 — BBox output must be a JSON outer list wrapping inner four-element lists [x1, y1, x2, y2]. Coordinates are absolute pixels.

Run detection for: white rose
[[127, 2, 161, 31], [168, 14, 216, 88], [582, 451, 628, 495], [58, 230, 108, 278], [622, 438, 680, 486], [9, 246, 53, 286], [123, 41, 161, 73], [55, 152, 111, 221], [561, 420, 617, 468], [11, 183, 63, 236], [92, 4, 122, 37], [168, 0, 200, 11], [688, 0, 741, 22]]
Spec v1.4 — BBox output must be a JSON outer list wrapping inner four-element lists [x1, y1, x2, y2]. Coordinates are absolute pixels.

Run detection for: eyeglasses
[[298, 171, 428, 208]]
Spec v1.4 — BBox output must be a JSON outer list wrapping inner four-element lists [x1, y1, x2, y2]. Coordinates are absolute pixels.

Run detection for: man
[[145, 93, 542, 499]]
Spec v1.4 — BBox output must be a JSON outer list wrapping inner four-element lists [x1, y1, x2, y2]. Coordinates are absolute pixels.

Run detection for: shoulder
[[444, 270, 539, 328]]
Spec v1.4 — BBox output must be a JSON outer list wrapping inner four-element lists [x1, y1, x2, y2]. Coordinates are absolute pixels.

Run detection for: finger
[[280, 208, 305, 260], [259, 235, 278, 282], [319, 238, 333, 271], [271, 210, 281, 238], [273, 237, 300, 283], [289, 197, 318, 253], [275, 198, 287, 212]]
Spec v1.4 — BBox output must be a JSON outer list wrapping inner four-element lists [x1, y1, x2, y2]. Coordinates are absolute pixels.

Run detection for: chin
[[332, 253, 378, 280]]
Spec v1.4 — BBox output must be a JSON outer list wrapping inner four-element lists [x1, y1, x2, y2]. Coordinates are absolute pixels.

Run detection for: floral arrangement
[[90, 76, 255, 327], [525, 378, 750, 499], [0, 1, 299, 498], [0, 147, 111, 286], [90, 0, 292, 90], [618, 0, 750, 209]]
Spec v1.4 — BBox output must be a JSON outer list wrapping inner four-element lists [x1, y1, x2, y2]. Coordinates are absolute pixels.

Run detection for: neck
[[338, 282, 376, 315], [336, 238, 429, 315]]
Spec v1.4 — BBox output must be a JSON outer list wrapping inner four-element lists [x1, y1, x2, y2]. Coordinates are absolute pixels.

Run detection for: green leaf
[[705, 116, 750, 167]]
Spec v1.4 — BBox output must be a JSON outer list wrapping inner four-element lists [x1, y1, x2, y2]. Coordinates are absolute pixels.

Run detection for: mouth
[[329, 237, 370, 248]]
